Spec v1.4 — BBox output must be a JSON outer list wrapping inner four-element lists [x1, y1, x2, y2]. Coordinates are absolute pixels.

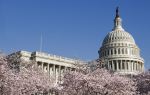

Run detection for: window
[[125, 48, 128, 54], [111, 49, 113, 55], [122, 48, 124, 54], [118, 48, 120, 54], [107, 50, 109, 56], [114, 49, 117, 54]]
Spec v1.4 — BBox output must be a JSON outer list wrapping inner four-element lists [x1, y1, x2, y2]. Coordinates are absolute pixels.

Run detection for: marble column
[[120, 60, 122, 71], [64, 66, 67, 73], [135, 62, 137, 71], [124, 61, 126, 71], [58, 65, 61, 83], [107, 61, 110, 69], [47, 63, 49, 75], [53, 65, 56, 80], [126, 60, 129, 71], [49, 65, 52, 76], [127, 61, 129, 71], [142, 63, 144, 71], [139, 63, 141, 71], [116, 60, 119, 71], [132, 61, 135, 71], [41, 62, 44, 70], [134, 62, 136, 71], [112, 61, 114, 71], [131, 61, 133, 72]]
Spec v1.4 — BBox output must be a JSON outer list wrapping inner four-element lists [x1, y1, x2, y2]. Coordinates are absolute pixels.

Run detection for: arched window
[[125, 48, 128, 54], [122, 48, 124, 54], [114, 49, 117, 54], [118, 48, 120, 54], [105, 51, 106, 56], [107, 50, 109, 56], [111, 49, 113, 55]]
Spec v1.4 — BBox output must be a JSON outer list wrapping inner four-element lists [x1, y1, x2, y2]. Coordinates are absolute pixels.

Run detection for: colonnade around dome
[[106, 59, 144, 74]]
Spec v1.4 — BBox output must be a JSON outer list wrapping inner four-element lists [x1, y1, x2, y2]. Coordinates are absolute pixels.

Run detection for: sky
[[0, 0, 150, 69]]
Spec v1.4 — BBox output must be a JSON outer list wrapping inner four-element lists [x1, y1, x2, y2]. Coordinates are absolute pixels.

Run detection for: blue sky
[[0, 0, 150, 69]]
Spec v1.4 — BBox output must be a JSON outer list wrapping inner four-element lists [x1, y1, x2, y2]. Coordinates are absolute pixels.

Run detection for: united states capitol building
[[9, 8, 144, 77]]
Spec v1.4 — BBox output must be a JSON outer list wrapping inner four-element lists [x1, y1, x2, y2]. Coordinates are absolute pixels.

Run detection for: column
[[56, 65, 59, 84], [127, 61, 129, 71], [129, 61, 131, 71], [109, 61, 111, 70], [47, 63, 49, 75], [49, 65, 52, 76], [53, 65, 56, 81], [142, 63, 144, 71], [126, 61, 128, 71], [64, 66, 67, 73], [140, 63, 141, 71], [107, 61, 110, 69], [112, 60, 115, 71], [136, 62, 137, 71], [139, 63, 141, 71], [69, 67, 71, 72], [135, 62, 136, 71], [134, 62, 135, 71], [131, 61, 133, 72], [111, 60, 114, 70], [134, 62, 136, 71], [116, 60, 119, 71], [58, 66, 61, 83], [137, 62, 139, 71], [120, 60, 122, 71], [141, 63, 143, 72], [124, 60, 126, 71], [59, 65, 61, 76], [41, 62, 44, 70]]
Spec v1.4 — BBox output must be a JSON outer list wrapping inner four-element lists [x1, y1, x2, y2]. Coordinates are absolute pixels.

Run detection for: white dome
[[102, 29, 135, 45]]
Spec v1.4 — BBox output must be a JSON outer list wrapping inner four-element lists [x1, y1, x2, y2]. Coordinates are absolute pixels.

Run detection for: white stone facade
[[98, 8, 144, 74], [9, 50, 86, 83]]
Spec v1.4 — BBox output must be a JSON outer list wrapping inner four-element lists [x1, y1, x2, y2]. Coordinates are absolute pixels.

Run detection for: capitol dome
[[98, 7, 144, 74], [102, 29, 135, 45]]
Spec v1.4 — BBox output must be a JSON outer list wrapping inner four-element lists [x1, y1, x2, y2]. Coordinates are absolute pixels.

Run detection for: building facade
[[98, 7, 144, 74], [9, 51, 86, 83]]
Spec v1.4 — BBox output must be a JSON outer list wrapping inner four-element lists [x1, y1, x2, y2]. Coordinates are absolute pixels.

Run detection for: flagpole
[[40, 32, 43, 52]]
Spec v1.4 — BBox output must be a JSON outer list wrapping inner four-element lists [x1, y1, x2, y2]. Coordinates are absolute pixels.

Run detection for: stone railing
[[32, 51, 87, 64]]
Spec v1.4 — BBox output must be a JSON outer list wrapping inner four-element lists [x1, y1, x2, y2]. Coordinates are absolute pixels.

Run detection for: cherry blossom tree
[[0, 54, 55, 95], [134, 71, 150, 95], [58, 62, 137, 95], [86, 68, 136, 95]]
